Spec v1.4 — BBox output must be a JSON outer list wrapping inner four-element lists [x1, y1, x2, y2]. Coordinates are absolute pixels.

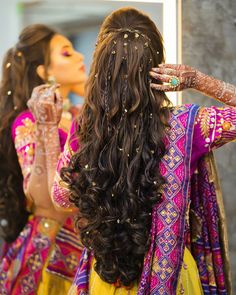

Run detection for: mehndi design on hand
[[28, 84, 63, 197], [150, 64, 197, 92], [27, 84, 63, 125], [150, 64, 236, 107]]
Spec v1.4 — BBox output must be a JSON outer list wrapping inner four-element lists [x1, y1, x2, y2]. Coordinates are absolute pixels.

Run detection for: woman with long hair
[[0, 24, 86, 294], [31, 7, 235, 294]]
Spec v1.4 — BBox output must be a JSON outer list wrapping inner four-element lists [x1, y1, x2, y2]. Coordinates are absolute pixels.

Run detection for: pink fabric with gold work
[[52, 119, 79, 211], [0, 110, 82, 295]]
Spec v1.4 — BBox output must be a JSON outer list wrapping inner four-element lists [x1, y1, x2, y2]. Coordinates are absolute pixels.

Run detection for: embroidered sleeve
[[52, 119, 79, 212], [12, 112, 36, 194], [192, 106, 236, 157]]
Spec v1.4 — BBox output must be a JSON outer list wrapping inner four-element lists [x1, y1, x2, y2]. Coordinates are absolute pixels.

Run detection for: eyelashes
[[62, 50, 72, 57]]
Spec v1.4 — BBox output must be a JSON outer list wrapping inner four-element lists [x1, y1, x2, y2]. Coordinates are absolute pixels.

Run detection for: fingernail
[[158, 64, 164, 67], [149, 71, 158, 78], [151, 68, 158, 72]]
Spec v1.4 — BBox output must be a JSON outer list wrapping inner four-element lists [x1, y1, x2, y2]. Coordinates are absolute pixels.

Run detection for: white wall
[[0, 0, 22, 70]]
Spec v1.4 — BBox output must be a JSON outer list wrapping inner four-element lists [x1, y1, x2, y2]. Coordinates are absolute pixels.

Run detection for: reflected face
[[48, 34, 87, 87]]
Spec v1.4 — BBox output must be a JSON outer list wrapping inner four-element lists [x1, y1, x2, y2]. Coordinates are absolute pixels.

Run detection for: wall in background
[[182, 0, 236, 292], [0, 0, 22, 72]]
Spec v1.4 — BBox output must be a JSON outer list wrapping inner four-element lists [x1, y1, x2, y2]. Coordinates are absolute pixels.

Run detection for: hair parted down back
[[61, 7, 171, 286], [0, 24, 56, 242]]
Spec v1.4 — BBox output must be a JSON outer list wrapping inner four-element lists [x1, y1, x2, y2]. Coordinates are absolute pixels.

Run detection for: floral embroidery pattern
[[195, 107, 236, 150]]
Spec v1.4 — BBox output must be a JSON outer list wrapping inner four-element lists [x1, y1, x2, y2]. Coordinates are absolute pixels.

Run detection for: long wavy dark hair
[[0, 24, 56, 242], [61, 7, 171, 286]]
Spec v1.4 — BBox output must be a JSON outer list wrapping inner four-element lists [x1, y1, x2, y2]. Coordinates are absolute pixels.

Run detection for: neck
[[59, 85, 71, 100]]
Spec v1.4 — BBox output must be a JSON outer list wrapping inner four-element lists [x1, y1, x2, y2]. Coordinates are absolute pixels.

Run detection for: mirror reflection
[[0, 1, 235, 294]]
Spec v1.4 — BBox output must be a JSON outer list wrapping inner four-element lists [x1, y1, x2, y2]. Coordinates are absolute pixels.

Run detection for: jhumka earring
[[47, 75, 56, 85]]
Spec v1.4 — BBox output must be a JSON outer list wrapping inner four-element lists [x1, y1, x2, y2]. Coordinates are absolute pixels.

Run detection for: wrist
[[36, 121, 58, 127], [36, 122, 58, 132], [192, 70, 203, 90]]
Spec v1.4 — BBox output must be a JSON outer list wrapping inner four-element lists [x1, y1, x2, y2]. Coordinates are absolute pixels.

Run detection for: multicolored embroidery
[[190, 155, 229, 294], [195, 106, 236, 149], [63, 104, 236, 294], [14, 117, 36, 150], [52, 142, 76, 211], [47, 218, 83, 280], [0, 216, 59, 295], [138, 105, 199, 295], [52, 120, 79, 211], [0, 110, 83, 294], [14, 116, 36, 194]]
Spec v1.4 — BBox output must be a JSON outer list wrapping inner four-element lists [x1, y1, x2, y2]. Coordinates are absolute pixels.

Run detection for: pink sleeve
[[191, 106, 236, 170], [12, 111, 36, 193], [51, 119, 79, 212]]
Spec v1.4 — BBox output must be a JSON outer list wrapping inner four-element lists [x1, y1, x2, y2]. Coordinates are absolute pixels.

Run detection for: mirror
[[19, 0, 182, 105]]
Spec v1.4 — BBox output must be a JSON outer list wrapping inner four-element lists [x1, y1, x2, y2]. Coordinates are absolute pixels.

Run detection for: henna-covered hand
[[150, 64, 236, 107], [27, 84, 63, 125], [149, 64, 197, 92]]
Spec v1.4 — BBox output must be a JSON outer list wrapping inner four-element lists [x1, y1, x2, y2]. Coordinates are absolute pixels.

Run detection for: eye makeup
[[61, 49, 73, 57], [61, 45, 74, 57]]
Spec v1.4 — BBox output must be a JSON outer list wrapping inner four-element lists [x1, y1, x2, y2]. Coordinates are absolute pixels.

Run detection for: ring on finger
[[169, 76, 180, 88]]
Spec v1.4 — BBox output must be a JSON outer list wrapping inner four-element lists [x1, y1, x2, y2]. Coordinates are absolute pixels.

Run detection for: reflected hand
[[27, 84, 63, 125], [149, 64, 198, 92]]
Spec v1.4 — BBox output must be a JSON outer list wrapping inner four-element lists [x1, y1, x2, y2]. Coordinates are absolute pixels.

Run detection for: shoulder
[[170, 104, 200, 116], [12, 110, 35, 128], [168, 104, 200, 125]]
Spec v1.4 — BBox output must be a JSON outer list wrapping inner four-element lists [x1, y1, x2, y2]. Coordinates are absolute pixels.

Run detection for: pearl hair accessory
[[0, 218, 8, 227]]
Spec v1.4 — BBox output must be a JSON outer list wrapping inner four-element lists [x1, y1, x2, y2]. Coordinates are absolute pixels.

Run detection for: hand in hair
[[27, 84, 63, 125], [150, 64, 236, 107], [149, 64, 197, 92]]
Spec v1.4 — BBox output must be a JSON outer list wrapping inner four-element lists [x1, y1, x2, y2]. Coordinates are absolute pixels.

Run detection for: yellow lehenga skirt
[[89, 247, 203, 295], [37, 264, 72, 294]]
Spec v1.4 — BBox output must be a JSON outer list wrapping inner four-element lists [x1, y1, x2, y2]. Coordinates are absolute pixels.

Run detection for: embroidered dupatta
[[190, 153, 231, 294], [69, 104, 231, 295]]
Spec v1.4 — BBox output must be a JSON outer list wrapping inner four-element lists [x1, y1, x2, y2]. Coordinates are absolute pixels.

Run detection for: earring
[[47, 75, 56, 85]]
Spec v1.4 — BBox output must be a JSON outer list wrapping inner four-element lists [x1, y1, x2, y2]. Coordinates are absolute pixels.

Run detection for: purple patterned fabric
[[63, 104, 236, 294], [138, 105, 199, 294], [0, 216, 59, 295], [190, 155, 229, 294]]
